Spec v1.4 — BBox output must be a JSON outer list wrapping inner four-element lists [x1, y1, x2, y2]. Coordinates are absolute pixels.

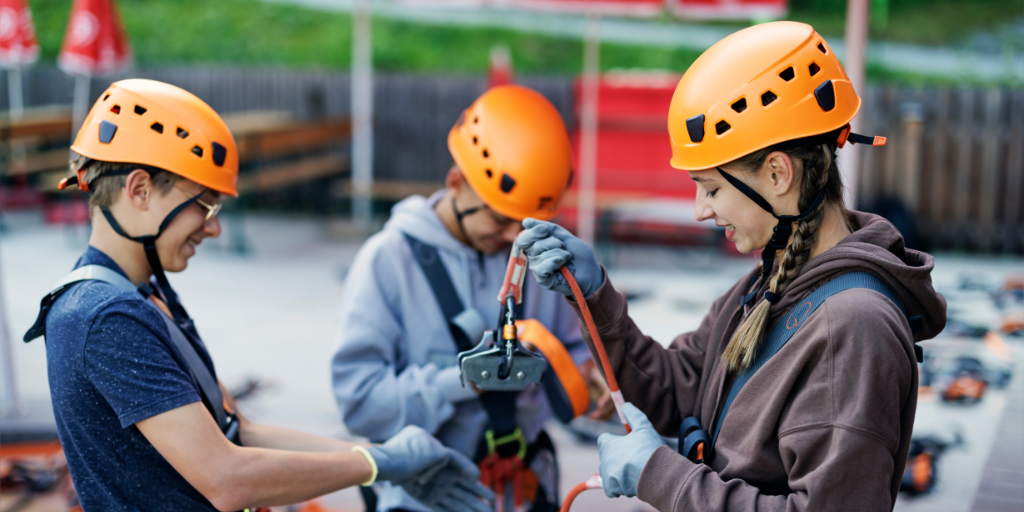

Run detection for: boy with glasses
[[25, 79, 491, 512]]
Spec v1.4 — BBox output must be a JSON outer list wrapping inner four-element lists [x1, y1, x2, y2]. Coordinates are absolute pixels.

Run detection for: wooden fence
[[1, 67, 1020, 252]]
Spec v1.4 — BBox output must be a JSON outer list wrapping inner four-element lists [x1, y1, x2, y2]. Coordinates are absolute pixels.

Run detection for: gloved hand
[[517, 218, 604, 299], [596, 403, 667, 498], [368, 426, 494, 512]]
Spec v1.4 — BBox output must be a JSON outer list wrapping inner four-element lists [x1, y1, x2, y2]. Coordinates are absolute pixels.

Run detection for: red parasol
[[58, 0, 132, 76], [0, 0, 39, 68]]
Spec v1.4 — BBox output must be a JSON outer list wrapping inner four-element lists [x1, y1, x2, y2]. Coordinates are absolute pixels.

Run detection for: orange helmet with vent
[[448, 85, 573, 221], [668, 21, 865, 171], [66, 79, 239, 196]]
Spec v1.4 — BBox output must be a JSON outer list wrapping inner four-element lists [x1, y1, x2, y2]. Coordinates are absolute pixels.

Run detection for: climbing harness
[[24, 265, 241, 445]]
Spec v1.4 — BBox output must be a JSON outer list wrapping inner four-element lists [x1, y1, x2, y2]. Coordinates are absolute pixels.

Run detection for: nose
[[502, 222, 524, 243], [694, 193, 715, 222], [204, 215, 222, 238]]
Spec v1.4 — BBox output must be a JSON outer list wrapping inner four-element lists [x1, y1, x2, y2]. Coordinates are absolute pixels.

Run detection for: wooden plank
[[0, 107, 72, 139], [236, 118, 352, 162], [2, 148, 69, 176], [970, 359, 1024, 511], [978, 89, 1003, 252], [1004, 91, 1024, 253], [953, 89, 976, 246], [927, 89, 951, 244], [236, 154, 349, 193]]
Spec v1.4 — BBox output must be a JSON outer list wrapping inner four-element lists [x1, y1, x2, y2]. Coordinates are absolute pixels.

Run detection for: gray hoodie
[[332, 191, 588, 511]]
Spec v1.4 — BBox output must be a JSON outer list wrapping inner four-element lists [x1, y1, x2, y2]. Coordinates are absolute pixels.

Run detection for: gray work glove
[[368, 426, 494, 512], [517, 218, 604, 299], [596, 403, 667, 498]]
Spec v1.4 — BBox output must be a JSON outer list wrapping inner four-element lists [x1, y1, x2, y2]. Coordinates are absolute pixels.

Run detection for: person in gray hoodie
[[332, 85, 613, 512], [516, 22, 946, 512]]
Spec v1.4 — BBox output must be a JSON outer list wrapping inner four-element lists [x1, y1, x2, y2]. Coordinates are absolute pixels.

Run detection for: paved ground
[[1, 210, 1021, 511], [266, 0, 1024, 81]]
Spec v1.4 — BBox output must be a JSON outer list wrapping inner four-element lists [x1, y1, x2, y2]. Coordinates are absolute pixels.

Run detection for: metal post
[[351, 0, 374, 229], [71, 74, 91, 147], [0, 240, 24, 418], [841, 0, 869, 209], [577, 14, 601, 246], [7, 68, 25, 121]]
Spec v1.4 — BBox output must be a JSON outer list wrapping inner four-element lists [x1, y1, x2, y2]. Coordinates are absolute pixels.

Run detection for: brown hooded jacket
[[571, 211, 946, 511]]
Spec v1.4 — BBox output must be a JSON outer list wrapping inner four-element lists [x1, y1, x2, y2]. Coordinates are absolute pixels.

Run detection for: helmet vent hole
[[808, 63, 820, 76], [191, 146, 204, 158], [134, 105, 147, 115], [473, 116, 479, 124], [779, 67, 795, 82], [103, 93, 110, 101], [715, 120, 731, 135], [110, 105, 121, 114], [212, 142, 227, 167], [150, 122, 164, 134], [472, 136, 478, 145], [486, 169, 493, 178], [500, 173, 517, 193], [482, 149, 489, 158], [817, 42, 827, 54], [177, 128, 189, 139], [730, 98, 747, 113], [761, 91, 778, 107]]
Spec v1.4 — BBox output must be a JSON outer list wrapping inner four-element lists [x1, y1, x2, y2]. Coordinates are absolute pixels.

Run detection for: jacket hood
[[765, 210, 946, 341], [383, 191, 471, 255]]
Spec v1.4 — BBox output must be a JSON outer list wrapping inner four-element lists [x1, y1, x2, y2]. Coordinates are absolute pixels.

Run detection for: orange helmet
[[668, 21, 873, 171], [448, 85, 573, 221], [65, 79, 239, 196]]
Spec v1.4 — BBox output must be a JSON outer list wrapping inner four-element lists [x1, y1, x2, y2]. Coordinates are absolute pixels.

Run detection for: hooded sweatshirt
[[571, 211, 945, 512], [332, 191, 589, 511]]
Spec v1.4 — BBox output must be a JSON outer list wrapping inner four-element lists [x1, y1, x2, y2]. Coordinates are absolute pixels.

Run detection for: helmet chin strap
[[100, 192, 205, 323], [715, 167, 826, 287]]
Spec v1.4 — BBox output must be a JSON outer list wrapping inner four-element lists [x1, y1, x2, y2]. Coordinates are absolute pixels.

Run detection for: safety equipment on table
[[402, 233, 571, 512], [364, 426, 495, 512], [711, 272, 923, 450], [667, 21, 885, 172], [448, 85, 574, 222], [57, 79, 240, 328], [518, 219, 604, 300], [899, 433, 961, 496], [61, 79, 238, 196], [596, 403, 667, 498], [24, 265, 242, 445]]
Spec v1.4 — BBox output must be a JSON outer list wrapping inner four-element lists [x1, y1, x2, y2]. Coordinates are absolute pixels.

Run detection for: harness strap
[[711, 272, 909, 449], [24, 265, 237, 442]]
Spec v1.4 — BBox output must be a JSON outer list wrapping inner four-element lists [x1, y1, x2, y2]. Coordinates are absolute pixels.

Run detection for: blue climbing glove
[[368, 426, 494, 512], [596, 403, 667, 498], [517, 218, 604, 299]]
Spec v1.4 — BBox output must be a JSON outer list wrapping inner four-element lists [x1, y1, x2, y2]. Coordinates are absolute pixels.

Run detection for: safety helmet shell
[[71, 79, 239, 196], [448, 85, 573, 222], [668, 21, 861, 171]]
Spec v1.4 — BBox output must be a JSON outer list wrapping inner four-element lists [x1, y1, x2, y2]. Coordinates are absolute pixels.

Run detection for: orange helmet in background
[[65, 79, 239, 196], [448, 85, 573, 221], [668, 21, 871, 171]]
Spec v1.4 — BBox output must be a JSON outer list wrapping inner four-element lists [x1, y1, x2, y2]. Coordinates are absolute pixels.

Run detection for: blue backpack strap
[[711, 272, 907, 448]]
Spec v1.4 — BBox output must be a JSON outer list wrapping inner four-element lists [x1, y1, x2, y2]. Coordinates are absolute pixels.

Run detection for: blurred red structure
[[0, 0, 39, 66], [669, 0, 787, 20], [57, 0, 131, 75]]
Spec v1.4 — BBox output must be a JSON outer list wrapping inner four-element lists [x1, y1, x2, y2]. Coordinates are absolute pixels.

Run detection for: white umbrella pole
[[577, 14, 601, 246], [71, 74, 91, 146], [7, 68, 25, 121], [841, 0, 870, 209], [0, 238, 25, 418], [351, 0, 374, 229]]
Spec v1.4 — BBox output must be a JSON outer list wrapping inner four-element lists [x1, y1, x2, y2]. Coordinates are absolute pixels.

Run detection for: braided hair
[[721, 142, 846, 371]]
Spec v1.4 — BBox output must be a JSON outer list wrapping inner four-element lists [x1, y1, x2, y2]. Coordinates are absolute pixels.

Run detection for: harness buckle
[[486, 428, 528, 460]]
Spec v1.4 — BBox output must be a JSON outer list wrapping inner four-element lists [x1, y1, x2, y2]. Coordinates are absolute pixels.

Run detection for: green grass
[[26, 0, 1021, 84]]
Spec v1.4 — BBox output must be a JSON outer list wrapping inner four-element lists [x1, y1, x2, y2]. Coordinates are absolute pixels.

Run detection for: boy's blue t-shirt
[[43, 246, 219, 511]]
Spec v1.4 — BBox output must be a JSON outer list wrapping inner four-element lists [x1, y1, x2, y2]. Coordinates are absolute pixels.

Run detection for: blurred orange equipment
[[0, 440, 78, 512], [448, 85, 573, 221]]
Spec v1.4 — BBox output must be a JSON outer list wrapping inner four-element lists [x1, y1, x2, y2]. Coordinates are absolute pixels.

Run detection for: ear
[[445, 167, 464, 193], [764, 151, 798, 197], [123, 169, 154, 211]]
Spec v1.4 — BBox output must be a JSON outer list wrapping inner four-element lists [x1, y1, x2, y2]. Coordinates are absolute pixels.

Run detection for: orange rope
[[560, 481, 591, 512]]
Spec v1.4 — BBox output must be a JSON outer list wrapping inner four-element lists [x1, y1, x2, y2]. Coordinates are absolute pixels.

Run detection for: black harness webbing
[[24, 265, 239, 444], [710, 272, 916, 450], [403, 233, 524, 458]]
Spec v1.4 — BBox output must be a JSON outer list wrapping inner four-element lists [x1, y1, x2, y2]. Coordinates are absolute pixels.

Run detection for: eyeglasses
[[177, 185, 222, 222]]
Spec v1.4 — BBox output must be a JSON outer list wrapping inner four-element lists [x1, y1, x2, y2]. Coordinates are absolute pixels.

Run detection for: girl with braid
[[516, 22, 946, 511]]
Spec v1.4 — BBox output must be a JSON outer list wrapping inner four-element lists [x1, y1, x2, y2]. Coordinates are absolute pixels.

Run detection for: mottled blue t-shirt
[[43, 246, 218, 511]]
